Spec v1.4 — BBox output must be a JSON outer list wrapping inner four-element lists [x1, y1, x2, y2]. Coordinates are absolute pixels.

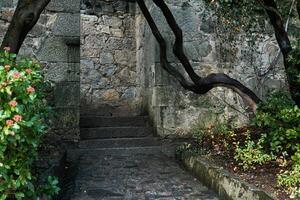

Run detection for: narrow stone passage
[[69, 115, 219, 200]]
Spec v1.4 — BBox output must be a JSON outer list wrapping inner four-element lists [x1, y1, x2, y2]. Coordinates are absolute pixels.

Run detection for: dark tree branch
[[152, 0, 201, 85], [1, 0, 51, 54], [297, 0, 300, 19], [137, 0, 261, 111], [136, 0, 199, 92], [261, 0, 300, 106], [261, 0, 292, 57]]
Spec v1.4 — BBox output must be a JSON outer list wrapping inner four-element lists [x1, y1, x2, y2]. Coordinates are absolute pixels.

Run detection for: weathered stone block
[[121, 87, 136, 100], [0, 24, 8, 36], [110, 28, 124, 37], [185, 41, 212, 60], [0, 8, 14, 22], [102, 15, 123, 28], [54, 82, 80, 107], [0, 0, 14, 8], [53, 107, 79, 129], [114, 50, 128, 65], [36, 37, 69, 62], [93, 89, 120, 102], [85, 69, 101, 83], [28, 24, 47, 37], [152, 86, 176, 107], [81, 59, 94, 71], [81, 47, 100, 58], [101, 64, 117, 77], [81, 19, 98, 36], [47, 0, 80, 13], [100, 52, 114, 64], [153, 63, 171, 86], [44, 62, 80, 82], [52, 13, 80, 37]]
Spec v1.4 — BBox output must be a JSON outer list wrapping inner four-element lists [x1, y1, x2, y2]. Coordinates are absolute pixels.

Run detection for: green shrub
[[235, 92, 300, 198], [190, 115, 233, 144], [277, 146, 300, 199], [254, 92, 300, 153], [234, 136, 275, 170], [0, 49, 59, 199]]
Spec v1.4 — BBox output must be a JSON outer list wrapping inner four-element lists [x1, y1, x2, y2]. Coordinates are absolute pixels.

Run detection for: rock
[[100, 52, 114, 64], [110, 28, 124, 37], [52, 13, 80, 37], [102, 65, 117, 77], [47, 0, 80, 13], [121, 88, 136, 99], [114, 50, 128, 65], [103, 89, 120, 101]]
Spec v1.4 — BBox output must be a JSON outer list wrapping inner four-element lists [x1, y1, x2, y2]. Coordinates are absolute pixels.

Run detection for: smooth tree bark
[[137, 0, 261, 112], [0, 0, 51, 54], [260, 0, 300, 106]]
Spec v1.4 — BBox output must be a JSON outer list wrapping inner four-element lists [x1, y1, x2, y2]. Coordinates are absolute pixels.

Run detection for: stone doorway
[[80, 0, 143, 116]]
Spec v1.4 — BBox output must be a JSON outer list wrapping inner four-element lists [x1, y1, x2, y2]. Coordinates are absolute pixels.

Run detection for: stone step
[[66, 146, 175, 162], [79, 137, 161, 149], [80, 116, 149, 128], [80, 127, 152, 140]]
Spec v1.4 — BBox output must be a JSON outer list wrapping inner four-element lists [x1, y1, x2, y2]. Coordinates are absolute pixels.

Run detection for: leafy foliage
[[190, 91, 300, 198], [0, 49, 59, 199], [254, 92, 300, 153], [236, 92, 300, 198], [277, 146, 300, 199], [234, 136, 275, 170]]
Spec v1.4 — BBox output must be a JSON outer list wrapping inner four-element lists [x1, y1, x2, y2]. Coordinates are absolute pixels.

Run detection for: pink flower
[[27, 86, 35, 93], [6, 120, 14, 127], [3, 47, 10, 52], [13, 115, 22, 122], [25, 69, 32, 74], [9, 100, 17, 107], [13, 72, 21, 79], [4, 65, 10, 71]]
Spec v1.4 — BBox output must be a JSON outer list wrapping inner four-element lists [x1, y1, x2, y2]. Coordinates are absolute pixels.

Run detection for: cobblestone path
[[68, 116, 219, 200]]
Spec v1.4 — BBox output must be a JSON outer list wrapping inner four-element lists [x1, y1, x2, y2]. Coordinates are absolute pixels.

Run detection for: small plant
[[277, 146, 300, 199], [190, 114, 233, 144], [234, 136, 274, 170], [254, 92, 300, 155], [236, 92, 300, 198], [0, 49, 59, 199], [190, 91, 300, 198], [175, 143, 193, 157]]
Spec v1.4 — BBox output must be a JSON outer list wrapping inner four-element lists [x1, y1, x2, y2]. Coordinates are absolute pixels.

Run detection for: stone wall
[[0, 0, 81, 142], [136, 0, 287, 137], [80, 0, 143, 116], [1, 0, 288, 139]]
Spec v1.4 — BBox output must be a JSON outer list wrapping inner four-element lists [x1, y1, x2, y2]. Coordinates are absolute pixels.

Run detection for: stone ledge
[[179, 155, 276, 200]]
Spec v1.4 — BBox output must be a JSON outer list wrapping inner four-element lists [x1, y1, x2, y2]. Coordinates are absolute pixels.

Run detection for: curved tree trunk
[[137, 0, 261, 112], [0, 0, 50, 54]]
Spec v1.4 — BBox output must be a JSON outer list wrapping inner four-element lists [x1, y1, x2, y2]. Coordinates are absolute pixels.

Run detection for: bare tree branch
[[1, 0, 51, 54], [259, 0, 295, 77], [137, 0, 261, 112], [136, 0, 199, 92], [259, 0, 300, 106], [297, 0, 300, 19], [261, 0, 292, 57]]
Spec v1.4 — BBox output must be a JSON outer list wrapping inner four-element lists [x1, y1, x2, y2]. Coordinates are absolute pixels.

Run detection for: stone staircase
[[62, 115, 219, 200], [78, 115, 163, 152]]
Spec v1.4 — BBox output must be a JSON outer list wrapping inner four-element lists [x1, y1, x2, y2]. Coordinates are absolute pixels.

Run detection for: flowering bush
[[0, 49, 59, 199]]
